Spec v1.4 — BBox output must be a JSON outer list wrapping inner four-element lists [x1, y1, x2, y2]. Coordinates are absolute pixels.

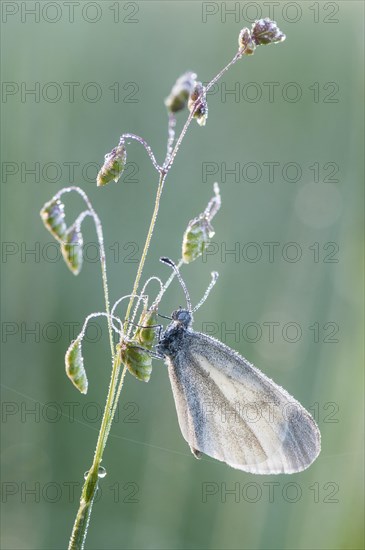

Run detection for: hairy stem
[[124, 171, 166, 323], [68, 44, 246, 550], [68, 173, 167, 549], [58, 187, 115, 362], [120, 133, 161, 172], [205, 52, 241, 93], [105, 170, 167, 444]]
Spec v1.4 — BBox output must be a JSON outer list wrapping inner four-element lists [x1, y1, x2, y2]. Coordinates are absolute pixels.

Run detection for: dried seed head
[[121, 341, 152, 383], [188, 82, 208, 127], [135, 308, 158, 349], [238, 19, 285, 57], [251, 18, 286, 46], [97, 142, 127, 186], [61, 224, 83, 275], [165, 71, 197, 113], [40, 198, 67, 242], [65, 338, 88, 394], [182, 183, 221, 264], [238, 28, 256, 55]]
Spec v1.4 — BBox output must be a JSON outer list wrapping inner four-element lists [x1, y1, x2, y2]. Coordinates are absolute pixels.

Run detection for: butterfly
[[155, 258, 321, 474]]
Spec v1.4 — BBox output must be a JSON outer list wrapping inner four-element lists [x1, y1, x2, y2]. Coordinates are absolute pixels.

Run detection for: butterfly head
[[171, 308, 192, 328], [157, 307, 192, 358]]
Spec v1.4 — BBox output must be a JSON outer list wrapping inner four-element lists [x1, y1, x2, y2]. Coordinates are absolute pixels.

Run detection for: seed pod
[[182, 216, 214, 264], [61, 224, 83, 275], [182, 183, 221, 264], [65, 338, 88, 394], [97, 143, 127, 186], [165, 72, 197, 113], [251, 18, 286, 46], [40, 198, 67, 242], [135, 308, 158, 349], [188, 82, 208, 127], [238, 28, 256, 55], [121, 341, 152, 383]]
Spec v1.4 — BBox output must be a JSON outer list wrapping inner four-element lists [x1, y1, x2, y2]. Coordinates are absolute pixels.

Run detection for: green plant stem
[[68, 46, 245, 550], [68, 351, 120, 550], [68, 172, 166, 550], [93, 210, 115, 362], [103, 171, 167, 446], [124, 171, 166, 324]]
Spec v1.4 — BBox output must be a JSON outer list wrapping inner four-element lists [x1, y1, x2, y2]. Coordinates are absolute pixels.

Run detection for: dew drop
[[98, 466, 107, 478], [83, 466, 107, 480]]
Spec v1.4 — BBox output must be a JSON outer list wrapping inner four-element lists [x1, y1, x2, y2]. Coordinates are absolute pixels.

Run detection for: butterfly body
[[157, 308, 321, 474]]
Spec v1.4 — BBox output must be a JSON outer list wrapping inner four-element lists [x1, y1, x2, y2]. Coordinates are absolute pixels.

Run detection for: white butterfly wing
[[166, 331, 320, 474]]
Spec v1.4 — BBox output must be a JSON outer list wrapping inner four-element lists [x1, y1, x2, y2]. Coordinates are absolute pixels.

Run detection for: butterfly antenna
[[193, 271, 219, 313], [160, 257, 192, 313]]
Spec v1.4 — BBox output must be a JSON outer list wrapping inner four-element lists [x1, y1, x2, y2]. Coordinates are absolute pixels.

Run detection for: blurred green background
[[1, 1, 364, 549]]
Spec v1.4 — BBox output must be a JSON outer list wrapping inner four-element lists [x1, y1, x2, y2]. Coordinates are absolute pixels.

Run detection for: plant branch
[[57, 187, 115, 363], [205, 52, 241, 93], [68, 40, 256, 550], [120, 133, 161, 172]]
